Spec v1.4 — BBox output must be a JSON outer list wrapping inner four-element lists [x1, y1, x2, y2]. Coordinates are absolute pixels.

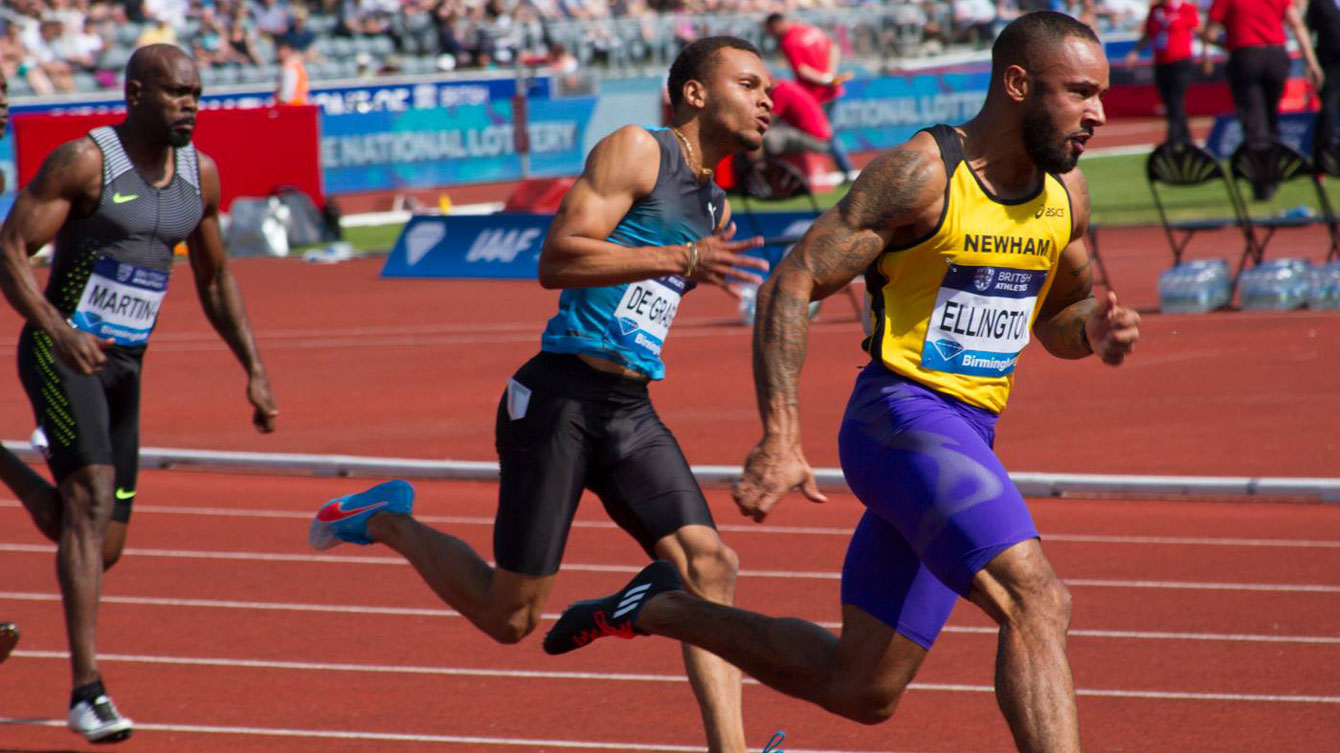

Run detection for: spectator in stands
[[765, 13, 851, 113], [135, 16, 179, 48], [31, 19, 76, 93], [55, 16, 107, 73], [1307, 0, 1340, 160], [227, 3, 265, 65], [1203, 0, 1323, 199], [0, 22, 56, 96], [276, 38, 310, 104], [1125, 0, 1200, 145], [254, 0, 293, 38], [280, 6, 318, 54], [193, 5, 236, 67], [952, 0, 998, 46]]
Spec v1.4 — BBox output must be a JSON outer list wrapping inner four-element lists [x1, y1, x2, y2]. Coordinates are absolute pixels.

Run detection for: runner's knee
[[58, 471, 115, 528], [991, 570, 1072, 634], [825, 681, 907, 725], [481, 601, 544, 645], [679, 539, 738, 602]]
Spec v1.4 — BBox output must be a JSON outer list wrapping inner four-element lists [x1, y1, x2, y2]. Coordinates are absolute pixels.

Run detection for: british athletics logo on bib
[[921, 262, 1046, 378], [608, 276, 686, 359], [69, 256, 169, 347]]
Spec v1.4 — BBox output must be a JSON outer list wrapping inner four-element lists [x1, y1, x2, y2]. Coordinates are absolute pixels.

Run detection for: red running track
[[0, 217, 1337, 751]]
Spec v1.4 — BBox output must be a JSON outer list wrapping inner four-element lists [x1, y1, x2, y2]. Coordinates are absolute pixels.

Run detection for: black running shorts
[[17, 326, 142, 523], [493, 352, 716, 576]]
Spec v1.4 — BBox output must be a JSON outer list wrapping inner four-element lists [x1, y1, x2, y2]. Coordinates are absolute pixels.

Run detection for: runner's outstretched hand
[[733, 438, 827, 523], [690, 222, 768, 290]]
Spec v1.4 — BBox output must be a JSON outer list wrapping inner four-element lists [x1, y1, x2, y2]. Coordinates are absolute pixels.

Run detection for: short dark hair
[[666, 36, 761, 110], [990, 11, 1099, 81], [764, 13, 785, 27]]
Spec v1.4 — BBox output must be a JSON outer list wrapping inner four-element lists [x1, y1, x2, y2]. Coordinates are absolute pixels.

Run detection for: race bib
[[68, 256, 169, 347], [921, 263, 1046, 378], [607, 276, 685, 359]]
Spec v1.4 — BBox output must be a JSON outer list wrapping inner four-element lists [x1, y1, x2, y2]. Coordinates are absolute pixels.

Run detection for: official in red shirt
[[760, 79, 853, 177], [1204, 0, 1322, 198], [1126, 0, 1201, 144], [765, 13, 851, 107]]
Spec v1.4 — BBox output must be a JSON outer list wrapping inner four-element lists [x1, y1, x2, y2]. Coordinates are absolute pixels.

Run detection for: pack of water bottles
[[1157, 259, 1232, 314], [736, 284, 821, 327], [1239, 258, 1312, 311], [1307, 260, 1340, 308]]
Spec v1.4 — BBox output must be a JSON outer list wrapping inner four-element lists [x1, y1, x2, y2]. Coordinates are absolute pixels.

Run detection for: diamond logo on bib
[[69, 256, 169, 347], [921, 263, 1046, 378], [607, 276, 685, 359]]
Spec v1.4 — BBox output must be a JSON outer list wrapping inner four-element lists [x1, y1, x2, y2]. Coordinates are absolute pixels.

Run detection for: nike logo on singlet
[[114, 488, 136, 501], [112, 193, 139, 204]]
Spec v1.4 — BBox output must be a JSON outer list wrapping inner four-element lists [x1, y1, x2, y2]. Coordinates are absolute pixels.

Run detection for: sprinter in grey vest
[[0, 44, 277, 744]]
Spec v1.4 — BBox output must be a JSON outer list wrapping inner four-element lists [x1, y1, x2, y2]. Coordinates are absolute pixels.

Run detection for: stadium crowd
[[0, 0, 1145, 97]]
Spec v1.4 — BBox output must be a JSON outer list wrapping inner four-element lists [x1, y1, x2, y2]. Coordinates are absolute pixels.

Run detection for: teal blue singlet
[[539, 127, 726, 380]]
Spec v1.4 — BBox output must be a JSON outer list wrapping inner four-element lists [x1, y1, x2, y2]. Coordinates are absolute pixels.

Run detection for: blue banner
[[8, 76, 546, 117], [1205, 112, 1317, 158], [0, 127, 14, 221], [832, 68, 990, 153], [383, 210, 820, 279], [322, 97, 595, 194]]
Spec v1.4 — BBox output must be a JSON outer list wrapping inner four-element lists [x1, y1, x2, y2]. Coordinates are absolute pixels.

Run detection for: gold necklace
[[670, 127, 712, 179]]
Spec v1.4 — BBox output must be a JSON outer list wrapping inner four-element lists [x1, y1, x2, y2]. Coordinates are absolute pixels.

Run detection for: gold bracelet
[[684, 241, 699, 279]]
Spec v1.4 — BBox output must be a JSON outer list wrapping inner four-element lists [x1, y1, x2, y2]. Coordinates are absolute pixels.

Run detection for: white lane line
[[3, 542, 1339, 591], [8, 651, 1340, 705], [4, 541, 1340, 591], [0, 717, 908, 753], [0, 716, 919, 753], [8, 500, 1338, 550], [3, 591, 1338, 645]]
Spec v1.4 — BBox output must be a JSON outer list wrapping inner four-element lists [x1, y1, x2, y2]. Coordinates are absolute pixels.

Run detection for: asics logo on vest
[[112, 193, 139, 204], [316, 499, 389, 522]]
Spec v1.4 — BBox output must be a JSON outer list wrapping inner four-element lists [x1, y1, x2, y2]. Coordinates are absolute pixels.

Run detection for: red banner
[[12, 105, 323, 212]]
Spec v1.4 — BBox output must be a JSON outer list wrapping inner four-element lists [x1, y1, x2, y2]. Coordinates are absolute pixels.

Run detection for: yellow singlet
[[864, 124, 1073, 414]]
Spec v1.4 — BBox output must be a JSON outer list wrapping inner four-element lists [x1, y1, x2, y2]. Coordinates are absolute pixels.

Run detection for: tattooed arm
[[1034, 168, 1140, 364], [732, 136, 945, 522]]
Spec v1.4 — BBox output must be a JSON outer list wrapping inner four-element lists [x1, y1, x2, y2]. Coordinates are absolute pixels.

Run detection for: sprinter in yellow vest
[[547, 12, 1140, 753]]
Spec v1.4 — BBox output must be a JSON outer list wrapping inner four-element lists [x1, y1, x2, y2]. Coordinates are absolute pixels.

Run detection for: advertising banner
[[383, 210, 819, 280], [1205, 112, 1316, 158], [322, 96, 596, 194], [832, 69, 990, 153]]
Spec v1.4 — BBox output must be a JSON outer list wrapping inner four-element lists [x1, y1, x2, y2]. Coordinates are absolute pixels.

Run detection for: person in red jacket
[[761, 79, 854, 177], [765, 13, 852, 109], [1126, 0, 1202, 144], [1203, 0, 1322, 199]]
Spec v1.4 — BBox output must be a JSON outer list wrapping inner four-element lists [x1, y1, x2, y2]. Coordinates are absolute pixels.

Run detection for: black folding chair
[[730, 155, 861, 319], [1146, 141, 1254, 273], [1312, 138, 1340, 263], [1229, 140, 1340, 274]]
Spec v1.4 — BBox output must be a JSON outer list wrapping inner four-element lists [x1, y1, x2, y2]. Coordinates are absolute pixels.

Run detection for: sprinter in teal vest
[[309, 36, 773, 753]]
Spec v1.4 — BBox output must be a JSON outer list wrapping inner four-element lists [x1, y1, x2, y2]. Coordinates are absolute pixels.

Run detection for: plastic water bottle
[[1159, 259, 1230, 313], [1308, 261, 1340, 308], [737, 284, 759, 327], [1239, 258, 1311, 311], [737, 284, 821, 327]]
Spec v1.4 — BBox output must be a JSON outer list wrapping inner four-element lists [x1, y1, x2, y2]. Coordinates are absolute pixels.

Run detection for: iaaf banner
[[322, 96, 597, 193], [382, 211, 819, 279]]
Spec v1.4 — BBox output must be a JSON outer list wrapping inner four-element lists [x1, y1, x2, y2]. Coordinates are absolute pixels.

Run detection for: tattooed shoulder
[[838, 141, 942, 234]]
